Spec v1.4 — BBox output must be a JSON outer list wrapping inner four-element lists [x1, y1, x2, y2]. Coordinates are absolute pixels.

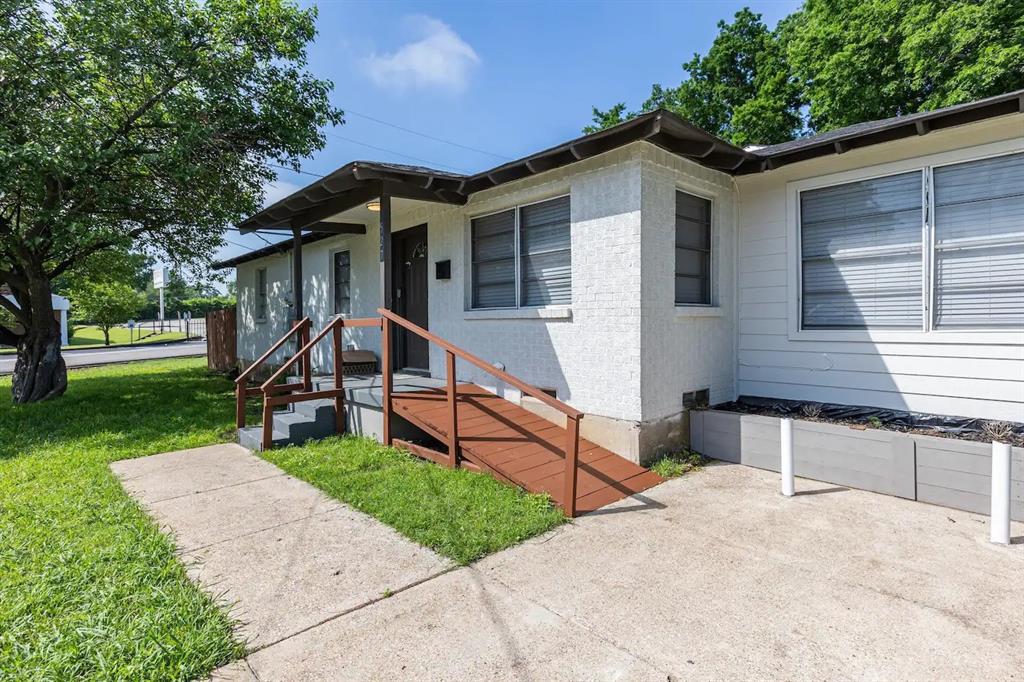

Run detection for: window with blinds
[[471, 209, 516, 308], [471, 196, 571, 309], [675, 191, 712, 305], [520, 196, 571, 306], [933, 152, 1024, 329], [333, 250, 351, 315], [800, 171, 923, 329]]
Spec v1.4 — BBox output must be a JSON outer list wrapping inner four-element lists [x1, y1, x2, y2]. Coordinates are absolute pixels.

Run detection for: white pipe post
[[991, 441, 1011, 545], [781, 418, 795, 497]]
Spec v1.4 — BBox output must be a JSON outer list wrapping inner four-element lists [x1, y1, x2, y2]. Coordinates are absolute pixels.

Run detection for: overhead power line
[[324, 131, 471, 174], [341, 108, 512, 161], [268, 163, 325, 178]]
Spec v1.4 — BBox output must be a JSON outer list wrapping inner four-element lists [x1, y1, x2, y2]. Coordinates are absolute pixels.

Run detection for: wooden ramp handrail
[[377, 308, 582, 419], [256, 316, 383, 449], [234, 317, 311, 428], [377, 307, 584, 517]]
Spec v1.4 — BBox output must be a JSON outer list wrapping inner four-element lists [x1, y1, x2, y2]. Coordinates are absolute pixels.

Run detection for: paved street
[[0, 340, 207, 374]]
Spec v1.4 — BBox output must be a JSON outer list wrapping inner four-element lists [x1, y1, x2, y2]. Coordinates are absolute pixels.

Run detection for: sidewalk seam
[[145, 472, 286, 504], [243, 564, 460, 656], [179, 507, 342, 554]]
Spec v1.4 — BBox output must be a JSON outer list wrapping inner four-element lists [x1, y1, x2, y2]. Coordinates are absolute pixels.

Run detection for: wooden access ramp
[[234, 308, 662, 516], [392, 384, 662, 515]]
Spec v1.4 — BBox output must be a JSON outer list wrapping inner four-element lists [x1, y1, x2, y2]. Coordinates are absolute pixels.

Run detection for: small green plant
[[650, 449, 707, 479], [866, 416, 883, 429]]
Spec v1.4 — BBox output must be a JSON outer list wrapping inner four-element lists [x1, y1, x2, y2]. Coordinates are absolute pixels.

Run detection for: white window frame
[[674, 185, 716, 309], [468, 193, 571, 312], [255, 266, 268, 323], [786, 137, 1024, 344], [329, 246, 352, 317]]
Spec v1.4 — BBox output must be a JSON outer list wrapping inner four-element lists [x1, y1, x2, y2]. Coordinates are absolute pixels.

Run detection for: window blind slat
[[800, 171, 923, 329], [933, 153, 1024, 329]]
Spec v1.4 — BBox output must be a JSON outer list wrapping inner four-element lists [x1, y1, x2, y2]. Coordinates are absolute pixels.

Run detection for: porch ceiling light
[[366, 200, 381, 212]]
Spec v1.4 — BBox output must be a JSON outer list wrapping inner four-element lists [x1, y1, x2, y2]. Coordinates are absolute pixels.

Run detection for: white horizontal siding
[[734, 115, 1024, 422]]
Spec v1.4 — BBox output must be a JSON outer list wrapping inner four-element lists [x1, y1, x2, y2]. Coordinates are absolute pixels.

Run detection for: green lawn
[[0, 325, 188, 354], [262, 437, 566, 565], [0, 358, 566, 679], [0, 358, 242, 681], [69, 325, 188, 348]]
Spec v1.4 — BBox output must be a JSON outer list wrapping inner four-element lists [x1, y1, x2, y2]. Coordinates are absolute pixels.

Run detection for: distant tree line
[[586, 0, 1024, 145]]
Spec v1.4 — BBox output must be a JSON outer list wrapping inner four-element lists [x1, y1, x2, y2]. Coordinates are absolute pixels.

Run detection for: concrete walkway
[[110, 444, 451, 650], [114, 447, 1023, 681]]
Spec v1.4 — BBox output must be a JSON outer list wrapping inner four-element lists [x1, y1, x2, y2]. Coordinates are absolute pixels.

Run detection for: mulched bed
[[710, 396, 1024, 448]]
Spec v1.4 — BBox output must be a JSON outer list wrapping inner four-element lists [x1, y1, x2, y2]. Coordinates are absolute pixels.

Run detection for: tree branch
[[0, 291, 28, 325], [0, 324, 21, 348], [46, 225, 151, 279]]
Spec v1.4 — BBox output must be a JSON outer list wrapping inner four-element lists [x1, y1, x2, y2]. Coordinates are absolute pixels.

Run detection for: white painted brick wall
[[237, 146, 647, 422], [638, 146, 738, 421]]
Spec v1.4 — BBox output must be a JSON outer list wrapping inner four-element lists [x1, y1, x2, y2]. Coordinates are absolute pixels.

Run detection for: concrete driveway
[[208, 461, 1022, 680]]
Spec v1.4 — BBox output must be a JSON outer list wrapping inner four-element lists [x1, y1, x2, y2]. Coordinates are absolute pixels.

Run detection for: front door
[[392, 223, 429, 371]]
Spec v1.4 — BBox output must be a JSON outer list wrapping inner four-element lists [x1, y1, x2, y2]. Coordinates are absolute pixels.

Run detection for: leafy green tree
[[177, 295, 235, 316], [786, 0, 1024, 131], [587, 1, 1024, 141], [69, 281, 144, 346], [587, 9, 804, 145], [0, 0, 341, 402]]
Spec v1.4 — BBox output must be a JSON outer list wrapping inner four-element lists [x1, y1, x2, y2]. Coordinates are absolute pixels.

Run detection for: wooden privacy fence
[[206, 308, 237, 372]]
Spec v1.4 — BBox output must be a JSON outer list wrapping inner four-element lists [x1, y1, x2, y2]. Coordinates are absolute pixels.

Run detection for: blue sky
[[214, 0, 801, 273]]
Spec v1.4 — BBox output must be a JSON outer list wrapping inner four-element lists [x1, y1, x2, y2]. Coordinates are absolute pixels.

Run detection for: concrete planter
[[691, 409, 1024, 521]]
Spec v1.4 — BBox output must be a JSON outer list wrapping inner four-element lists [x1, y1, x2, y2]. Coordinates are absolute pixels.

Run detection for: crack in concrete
[[479, 567, 677, 679]]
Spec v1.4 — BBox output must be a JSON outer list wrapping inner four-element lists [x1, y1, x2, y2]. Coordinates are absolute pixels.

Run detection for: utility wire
[[268, 163, 326, 178], [341, 108, 512, 161], [324, 132, 471, 174]]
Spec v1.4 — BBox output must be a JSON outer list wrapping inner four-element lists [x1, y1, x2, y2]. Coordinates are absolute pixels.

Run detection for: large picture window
[[932, 153, 1024, 329], [798, 151, 1023, 332], [800, 171, 923, 329], [675, 190, 712, 305], [471, 195, 570, 309]]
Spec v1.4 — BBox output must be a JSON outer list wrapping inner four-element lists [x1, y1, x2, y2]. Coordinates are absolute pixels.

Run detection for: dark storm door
[[392, 223, 429, 370]]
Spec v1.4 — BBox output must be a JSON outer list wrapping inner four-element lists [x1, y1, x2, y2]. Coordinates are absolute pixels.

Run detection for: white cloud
[[362, 16, 479, 93]]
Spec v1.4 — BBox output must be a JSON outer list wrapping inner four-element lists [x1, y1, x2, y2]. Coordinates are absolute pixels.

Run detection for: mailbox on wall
[[435, 259, 451, 280]]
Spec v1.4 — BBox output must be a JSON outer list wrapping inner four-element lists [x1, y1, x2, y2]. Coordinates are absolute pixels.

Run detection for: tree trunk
[[12, 275, 67, 404], [103, 326, 110, 346]]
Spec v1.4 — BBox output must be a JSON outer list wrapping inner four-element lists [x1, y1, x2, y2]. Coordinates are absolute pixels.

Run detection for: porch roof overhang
[[232, 89, 1024, 235], [236, 109, 760, 234]]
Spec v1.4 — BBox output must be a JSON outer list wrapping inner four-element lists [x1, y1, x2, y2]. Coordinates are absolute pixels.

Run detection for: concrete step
[[238, 405, 341, 452], [238, 425, 289, 451]]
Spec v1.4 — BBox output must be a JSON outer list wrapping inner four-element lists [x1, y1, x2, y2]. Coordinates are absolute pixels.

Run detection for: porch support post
[[291, 226, 304, 322], [379, 187, 393, 311]]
